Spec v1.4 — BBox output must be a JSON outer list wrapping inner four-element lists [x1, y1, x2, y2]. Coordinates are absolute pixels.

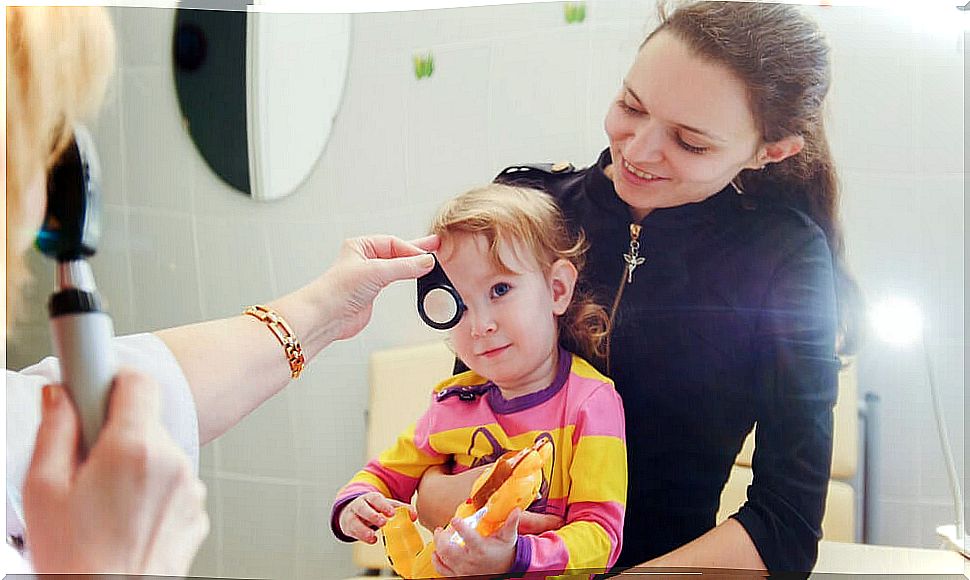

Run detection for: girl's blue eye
[[491, 282, 511, 298]]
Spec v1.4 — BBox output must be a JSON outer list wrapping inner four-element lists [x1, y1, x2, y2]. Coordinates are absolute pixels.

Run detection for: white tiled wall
[[818, 2, 966, 548], [8, 2, 964, 577]]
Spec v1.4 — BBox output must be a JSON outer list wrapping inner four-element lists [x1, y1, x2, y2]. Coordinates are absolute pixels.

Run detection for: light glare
[[870, 297, 923, 346]]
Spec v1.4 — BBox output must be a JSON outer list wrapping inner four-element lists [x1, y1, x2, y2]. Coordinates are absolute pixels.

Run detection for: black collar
[[584, 148, 741, 229]]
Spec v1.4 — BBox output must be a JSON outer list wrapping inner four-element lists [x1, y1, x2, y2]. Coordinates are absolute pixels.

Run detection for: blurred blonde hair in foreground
[[5, 6, 116, 332]]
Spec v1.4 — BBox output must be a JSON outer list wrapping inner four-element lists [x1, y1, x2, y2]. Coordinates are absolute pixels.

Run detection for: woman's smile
[[620, 156, 667, 185]]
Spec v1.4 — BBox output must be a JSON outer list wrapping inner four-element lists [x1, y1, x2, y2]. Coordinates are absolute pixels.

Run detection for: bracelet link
[[243, 304, 306, 379]]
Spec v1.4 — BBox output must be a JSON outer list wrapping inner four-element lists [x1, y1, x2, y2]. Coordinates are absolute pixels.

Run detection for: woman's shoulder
[[739, 180, 826, 235], [493, 160, 591, 200], [495, 160, 580, 180], [732, 193, 832, 259]]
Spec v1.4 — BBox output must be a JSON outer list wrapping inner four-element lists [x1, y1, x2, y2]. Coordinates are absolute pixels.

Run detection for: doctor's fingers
[[349, 234, 439, 261], [140, 475, 210, 576], [408, 234, 440, 253], [25, 384, 80, 502], [81, 405, 199, 549], [103, 367, 162, 433], [344, 236, 436, 285], [90, 369, 191, 492], [87, 412, 193, 497]]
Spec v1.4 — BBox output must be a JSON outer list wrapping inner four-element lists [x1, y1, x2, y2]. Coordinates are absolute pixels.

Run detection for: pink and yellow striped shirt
[[332, 347, 627, 576]]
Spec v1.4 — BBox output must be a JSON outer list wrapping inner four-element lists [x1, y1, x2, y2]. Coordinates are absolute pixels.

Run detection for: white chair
[[345, 341, 454, 579]]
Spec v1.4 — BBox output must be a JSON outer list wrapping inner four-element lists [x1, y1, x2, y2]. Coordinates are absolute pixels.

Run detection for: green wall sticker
[[564, 2, 586, 24], [413, 52, 434, 80]]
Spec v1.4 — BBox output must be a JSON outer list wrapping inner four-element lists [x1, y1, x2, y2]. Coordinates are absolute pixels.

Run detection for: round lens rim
[[418, 284, 465, 330]]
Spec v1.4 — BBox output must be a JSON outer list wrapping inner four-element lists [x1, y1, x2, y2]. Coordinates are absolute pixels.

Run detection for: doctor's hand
[[23, 369, 209, 576], [299, 234, 439, 344], [431, 508, 520, 578], [339, 492, 417, 544]]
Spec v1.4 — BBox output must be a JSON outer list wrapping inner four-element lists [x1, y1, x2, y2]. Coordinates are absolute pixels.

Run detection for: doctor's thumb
[[377, 253, 436, 284], [26, 385, 81, 495]]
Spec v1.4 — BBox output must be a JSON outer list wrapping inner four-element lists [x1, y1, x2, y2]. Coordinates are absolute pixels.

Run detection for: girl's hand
[[23, 370, 209, 575], [339, 492, 417, 544], [431, 508, 520, 577]]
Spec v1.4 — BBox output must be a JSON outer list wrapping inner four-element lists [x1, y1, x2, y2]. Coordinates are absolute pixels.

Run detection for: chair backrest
[[352, 341, 455, 572], [716, 362, 859, 541]]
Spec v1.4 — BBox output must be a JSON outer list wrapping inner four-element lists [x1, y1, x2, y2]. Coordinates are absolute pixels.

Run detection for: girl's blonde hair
[[5, 7, 116, 329], [430, 183, 610, 363]]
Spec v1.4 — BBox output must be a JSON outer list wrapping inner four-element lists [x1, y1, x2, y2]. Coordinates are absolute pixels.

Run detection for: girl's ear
[[549, 259, 578, 316]]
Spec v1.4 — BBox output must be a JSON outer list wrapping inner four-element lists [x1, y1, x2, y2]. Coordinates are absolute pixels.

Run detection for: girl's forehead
[[440, 232, 541, 274]]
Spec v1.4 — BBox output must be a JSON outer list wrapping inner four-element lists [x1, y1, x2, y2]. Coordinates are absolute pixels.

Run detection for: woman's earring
[[730, 176, 745, 195]]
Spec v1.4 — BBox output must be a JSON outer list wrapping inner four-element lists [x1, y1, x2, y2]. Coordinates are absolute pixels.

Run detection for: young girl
[[330, 184, 627, 577]]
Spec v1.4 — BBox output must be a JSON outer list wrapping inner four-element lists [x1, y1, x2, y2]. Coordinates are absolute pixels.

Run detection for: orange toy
[[382, 438, 552, 579]]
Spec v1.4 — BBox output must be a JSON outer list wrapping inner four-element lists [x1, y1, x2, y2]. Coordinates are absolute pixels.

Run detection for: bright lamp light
[[869, 296, 968, 557], [870, 297, 923, 346]]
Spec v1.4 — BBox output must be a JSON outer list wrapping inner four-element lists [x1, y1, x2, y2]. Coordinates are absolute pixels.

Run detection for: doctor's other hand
[[23, 369, 209, 576], [339, 491, 417, 544], [306, 234, 439, 342]]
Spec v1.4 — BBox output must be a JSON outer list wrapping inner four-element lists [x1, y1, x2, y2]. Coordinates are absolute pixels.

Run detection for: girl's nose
[[469, 308, 497, 338]]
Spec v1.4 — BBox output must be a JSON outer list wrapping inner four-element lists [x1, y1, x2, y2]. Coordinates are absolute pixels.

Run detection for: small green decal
[[564, 2, 586, 24], [413, 53, 434, 80]]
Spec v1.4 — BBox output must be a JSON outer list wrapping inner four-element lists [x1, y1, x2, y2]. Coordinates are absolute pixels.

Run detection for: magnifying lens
[[417, 254, 466, 330]]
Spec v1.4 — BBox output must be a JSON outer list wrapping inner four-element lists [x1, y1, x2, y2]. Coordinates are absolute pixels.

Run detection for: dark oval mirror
[[173, 9, 350, 201]]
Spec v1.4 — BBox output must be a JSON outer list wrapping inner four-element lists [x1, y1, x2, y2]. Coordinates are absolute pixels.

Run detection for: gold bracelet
[[243, 305, 306, 379]]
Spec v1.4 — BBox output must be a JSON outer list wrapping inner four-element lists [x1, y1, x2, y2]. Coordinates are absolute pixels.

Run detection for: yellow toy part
[[381, 438, 553, 579]]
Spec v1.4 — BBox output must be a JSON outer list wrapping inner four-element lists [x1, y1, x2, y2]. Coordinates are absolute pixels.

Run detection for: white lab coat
[[4, 333, 199, 572]]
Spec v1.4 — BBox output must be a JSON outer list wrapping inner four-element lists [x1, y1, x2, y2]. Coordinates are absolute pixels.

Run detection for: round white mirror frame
[[247, 11, 350, 200], [174, 9, 350, 202]]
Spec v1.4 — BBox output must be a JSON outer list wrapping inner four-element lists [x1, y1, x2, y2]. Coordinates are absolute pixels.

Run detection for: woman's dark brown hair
[[645, 0, 862, 356]]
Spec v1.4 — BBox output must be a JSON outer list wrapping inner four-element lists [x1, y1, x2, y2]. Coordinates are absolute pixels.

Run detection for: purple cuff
[[508, 535, 532, 576], [330, 493, 366, 543]]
